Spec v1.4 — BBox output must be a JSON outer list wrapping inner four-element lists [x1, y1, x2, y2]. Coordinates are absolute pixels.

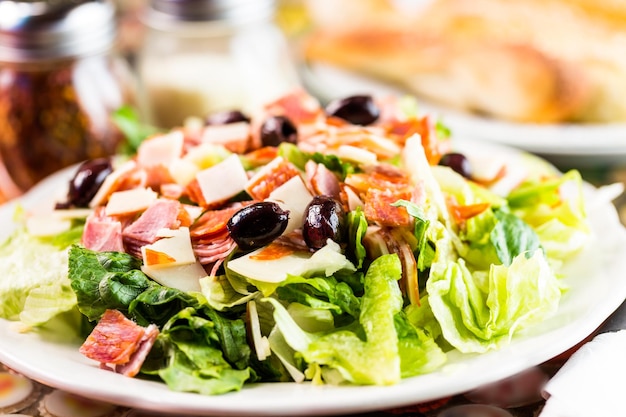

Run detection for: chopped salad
[[0, 90, 590, 394]]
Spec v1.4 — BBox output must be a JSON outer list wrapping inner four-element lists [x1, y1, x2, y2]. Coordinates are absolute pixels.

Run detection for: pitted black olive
[[303, 195, 345, 250], [227, 202, 290, 250], [57, 158, 113, 208], [439, 152, 472, 179], [324, 95, 380, 126], [205, 110, 250, 125], [260, 115, 298, 147]]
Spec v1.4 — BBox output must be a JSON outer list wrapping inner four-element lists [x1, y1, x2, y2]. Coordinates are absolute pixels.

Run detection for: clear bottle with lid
[[138, 0, 299, 129], [0, 0, 138, 202]]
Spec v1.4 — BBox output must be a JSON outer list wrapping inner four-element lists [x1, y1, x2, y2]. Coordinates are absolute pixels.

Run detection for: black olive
[[439, 153, 472, 179], [260, 116, 298, 147], [324, 95, 380, 126], [58, 158, 113, 208], [227, 202, 290, 250], [303, 195, 345, 250], [205, 110, 250, 125]]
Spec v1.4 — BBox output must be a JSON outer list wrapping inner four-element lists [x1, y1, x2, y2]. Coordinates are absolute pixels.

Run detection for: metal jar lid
[[0, 0, 116, 63], [145, 0, 275, 31]]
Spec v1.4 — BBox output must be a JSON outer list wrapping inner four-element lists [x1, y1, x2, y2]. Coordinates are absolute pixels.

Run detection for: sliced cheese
[[26, 208, 94, 237], [196, 154, 248, 205], [266, 175, 313, 234], [141, 261, 207, 293], [105, 187, 158, 216], [202, 121, 249, 145], [227, 240, 355, 283], [89, 160, 137, 208], [141, 227, 196, 267], [137, 130, 184, 168], [26, 214, 72, 237], [228, 249, 311, 283], [336, 145, 377, 165], [169, 158, 199, 187]]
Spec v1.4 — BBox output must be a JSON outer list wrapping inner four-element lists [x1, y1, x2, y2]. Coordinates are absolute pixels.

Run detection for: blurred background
[[1, 0, 625, 219]]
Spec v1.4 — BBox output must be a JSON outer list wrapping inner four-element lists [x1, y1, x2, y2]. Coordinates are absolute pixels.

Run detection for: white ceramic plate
[[301, 63, 626, 167], [0, 142, 626, 416]]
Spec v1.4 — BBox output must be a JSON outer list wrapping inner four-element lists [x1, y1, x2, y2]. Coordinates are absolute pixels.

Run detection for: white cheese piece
[[137, 130, 184, 168], [196, 154, 248, 205], [141, 227, 196, 267], [336, 145, 377, 165], [202, 121, 249, 145], [89, 160, 137, 208], [141, 261, 207, 293], [169, 158, 199, 187], [183, 143, 231, 170], [266, 175, 313, 234], [26, 214, 72, 237], [183, 204, 204, 223], [362, 133, 402, 158], [228, 249, 311, 283], [27, 207, 93, 237], [52, 208, 93, 220], [466, 154, 507, 184], [227, 240, 354, 283], [105, 187, 158, 216]]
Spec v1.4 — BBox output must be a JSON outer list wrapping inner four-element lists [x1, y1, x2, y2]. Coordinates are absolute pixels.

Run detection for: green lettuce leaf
[[427, 249, 561, 353], [112, 105, 159, 155], [462, 208, 542, 268], [392, 200, 436, 271], [0, 226, 80, 326], [301, 254, 404, 385], [394, 311, 446, 377], [507, 170, 589, 261], [276, 274, 361, 321], [278, 143, 357, 179], [346, 207, 368, 269], [68, 245, 152, 322], [151, 307, 251, 395], [199, 275, 259, 311]]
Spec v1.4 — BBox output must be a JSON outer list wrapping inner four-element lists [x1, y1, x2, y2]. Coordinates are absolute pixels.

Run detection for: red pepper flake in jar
[[0, 0, 138, 203]]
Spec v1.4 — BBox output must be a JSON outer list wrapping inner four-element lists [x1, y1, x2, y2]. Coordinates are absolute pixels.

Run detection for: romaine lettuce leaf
[[150, 307, 251, 395], [199, 274, 259, 311], [287, 254, 447, 383], [68, 245, 152, 322], [276, 274, 361, 321], [346, 207, 368, 269]]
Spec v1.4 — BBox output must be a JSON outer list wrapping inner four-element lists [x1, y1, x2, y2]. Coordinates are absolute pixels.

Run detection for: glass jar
[[138, 0, 299, 129], [0, 0, 138, 202]]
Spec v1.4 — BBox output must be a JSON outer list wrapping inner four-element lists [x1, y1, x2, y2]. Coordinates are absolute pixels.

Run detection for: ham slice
[[79, 309, 159, 377], [122, 199, 183, 258], [81, 208, 124, 252], [305, 160, 341, 199], [190, 205, 247, 275]]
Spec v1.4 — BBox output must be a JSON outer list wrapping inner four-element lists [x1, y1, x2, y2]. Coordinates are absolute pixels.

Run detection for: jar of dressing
[[138, 0, 299, 129], [0, 0, 138, 202]]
